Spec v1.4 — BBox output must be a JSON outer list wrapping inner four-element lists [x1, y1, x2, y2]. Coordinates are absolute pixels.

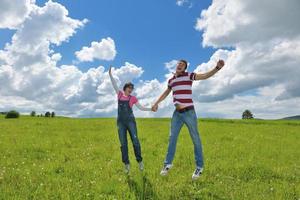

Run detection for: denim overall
[[117, 96, 142, 164]]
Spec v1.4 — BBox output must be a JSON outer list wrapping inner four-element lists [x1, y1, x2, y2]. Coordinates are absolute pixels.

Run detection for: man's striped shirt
[[168, 72, 196, 107]]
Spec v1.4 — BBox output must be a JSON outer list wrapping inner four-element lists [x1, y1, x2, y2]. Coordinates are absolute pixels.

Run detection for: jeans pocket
[[190, 109, 197, 119]]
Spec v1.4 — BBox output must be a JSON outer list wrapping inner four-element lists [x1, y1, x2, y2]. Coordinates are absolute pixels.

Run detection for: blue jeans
[[164, 109, 204, 168], [117, 119, 142, 164]]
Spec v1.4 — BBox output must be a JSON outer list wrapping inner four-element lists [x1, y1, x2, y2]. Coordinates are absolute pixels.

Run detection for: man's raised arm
[[151, 88, 172, 111], [194, 60, 225, 80]]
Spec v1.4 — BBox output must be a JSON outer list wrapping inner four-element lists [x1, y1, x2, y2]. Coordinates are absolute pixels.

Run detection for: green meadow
[[0, 116, 299, 200]]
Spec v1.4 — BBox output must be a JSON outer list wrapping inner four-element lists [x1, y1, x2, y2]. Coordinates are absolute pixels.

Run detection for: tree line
[[2, 109, 254, 119], [30, 111, 55, 118], [2, 110, 56, 118]]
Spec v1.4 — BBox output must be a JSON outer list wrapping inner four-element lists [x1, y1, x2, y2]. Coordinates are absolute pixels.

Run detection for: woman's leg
[[127, 120, 143, 163], [117, 120, 129, 164]]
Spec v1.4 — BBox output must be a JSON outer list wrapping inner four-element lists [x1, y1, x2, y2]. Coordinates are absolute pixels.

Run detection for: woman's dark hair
[[179, 59, 188, 69], [123, 82, 134, 91]]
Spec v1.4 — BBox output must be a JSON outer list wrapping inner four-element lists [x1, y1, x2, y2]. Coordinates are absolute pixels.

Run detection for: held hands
[[216, 60, 225, 70], [151, 104, 158, 112]]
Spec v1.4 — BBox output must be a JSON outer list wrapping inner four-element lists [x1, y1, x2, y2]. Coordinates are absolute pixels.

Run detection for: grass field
[[0, 115, 299, 200]]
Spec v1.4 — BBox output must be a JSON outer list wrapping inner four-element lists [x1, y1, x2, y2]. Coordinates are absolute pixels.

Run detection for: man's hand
[[216, 60, 225, 70], [151, 104, 158, 112], [194, 59, 225, 80]]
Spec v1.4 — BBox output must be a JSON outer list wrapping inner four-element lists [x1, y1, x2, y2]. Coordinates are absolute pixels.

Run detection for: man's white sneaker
[[124, 164, 130, 174], [138, 161, 144, 171], [160, 164, 173, 176], [192, 167, 203, 180]]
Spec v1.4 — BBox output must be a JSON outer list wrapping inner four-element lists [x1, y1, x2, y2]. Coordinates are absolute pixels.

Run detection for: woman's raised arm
[[109, 66, 120, 94]]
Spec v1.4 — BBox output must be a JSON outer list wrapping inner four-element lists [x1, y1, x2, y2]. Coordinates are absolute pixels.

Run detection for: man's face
[[176, 61, 186, 73]]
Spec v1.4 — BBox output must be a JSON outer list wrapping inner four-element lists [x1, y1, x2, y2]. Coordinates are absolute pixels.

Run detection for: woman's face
[[124, 86, 133, 95]]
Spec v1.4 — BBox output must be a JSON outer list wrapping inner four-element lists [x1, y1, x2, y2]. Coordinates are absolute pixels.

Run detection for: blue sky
[[1, 0, 299, 119], [32, 0, 214, 81]]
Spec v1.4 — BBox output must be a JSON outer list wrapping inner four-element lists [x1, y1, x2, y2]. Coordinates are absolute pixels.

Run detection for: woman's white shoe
[[124, 164, 130, 174], [138, 161, 144, 171], [160, 164, 173, 176], [192, 167, 203, 180]]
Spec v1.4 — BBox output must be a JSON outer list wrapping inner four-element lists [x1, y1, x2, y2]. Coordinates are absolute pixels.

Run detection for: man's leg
[[183, 109, 204, 168], [127, 120, 143, 163], [164, 111, 184, 165], [117, 121, 129, 164]]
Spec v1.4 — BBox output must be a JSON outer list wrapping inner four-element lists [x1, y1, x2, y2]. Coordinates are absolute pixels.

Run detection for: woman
[[109, 66, 152, 173]]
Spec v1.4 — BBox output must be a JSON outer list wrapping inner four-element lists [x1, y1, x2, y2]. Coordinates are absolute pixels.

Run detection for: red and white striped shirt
[[168, 72, 196, 107]]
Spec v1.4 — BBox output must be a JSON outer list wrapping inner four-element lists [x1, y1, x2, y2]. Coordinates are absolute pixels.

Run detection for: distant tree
[[5, 110, 20, 119], [242, 110, 254, 119], [45, 112, 51, 117], [51, 112, 55, 118], [30, 111, 36, 117]]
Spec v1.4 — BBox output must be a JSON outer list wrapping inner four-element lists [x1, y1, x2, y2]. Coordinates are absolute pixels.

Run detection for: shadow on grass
[[126, 174, 158, 200], [178, 181, 227, 200]]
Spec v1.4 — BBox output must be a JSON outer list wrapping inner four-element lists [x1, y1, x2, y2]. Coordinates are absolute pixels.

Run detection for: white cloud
[[195, 85, 300, 119], [0, 0, 35, 29], [0, 0, 146, 118], [75, 37, 117, 62], [176, 0, 193, 8], [165, 60, 177, 72], [9, 1, 87, 50], [110, 62, 143, 83], [0, 1, 87, 101], [191, 0, 300, 118], [51, 53, 62, 62], [176, 0, 188, 6], [196, 0, 300, 47], [0, 1, 92, 116]]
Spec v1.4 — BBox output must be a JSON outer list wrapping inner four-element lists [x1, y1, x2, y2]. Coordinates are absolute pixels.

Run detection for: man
[[152, 59, 225, 180]]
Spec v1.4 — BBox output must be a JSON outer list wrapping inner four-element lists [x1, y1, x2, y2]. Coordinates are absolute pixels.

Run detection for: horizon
[[1, 111, 299, 120]]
